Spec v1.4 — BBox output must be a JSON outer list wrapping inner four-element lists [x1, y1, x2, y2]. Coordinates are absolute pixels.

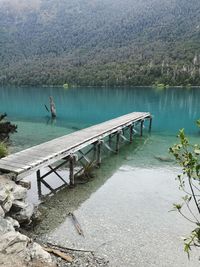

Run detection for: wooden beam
[[149, 116, 152, 132], [48, 166, 68, 185], [96, 141, 101, 166], [69, 155, 75, 186], [116, 131, 120, 153], [37, 170, 42, 198], [140, 120, 144, 137], [130, 125, 133, 143]]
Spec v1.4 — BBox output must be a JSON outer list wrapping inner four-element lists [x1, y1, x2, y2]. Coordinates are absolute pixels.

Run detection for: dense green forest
[[0, 0, 200, 86]]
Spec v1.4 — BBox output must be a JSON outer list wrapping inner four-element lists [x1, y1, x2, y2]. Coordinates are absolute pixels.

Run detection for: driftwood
[[43, 246, 73, 263], [49, 96, 56, 118], [0, 113, 17, 140], [46, 242, 94, 253], [69, 212, 84, 237]]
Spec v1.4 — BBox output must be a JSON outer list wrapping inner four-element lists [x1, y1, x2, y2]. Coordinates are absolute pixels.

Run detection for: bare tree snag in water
[[49, 96, 56, 118], [0, 113, 17, 140]]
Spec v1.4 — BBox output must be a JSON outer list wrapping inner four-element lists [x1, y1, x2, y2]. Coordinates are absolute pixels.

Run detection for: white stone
[[28, 242, 52, 263], [12, 185, 27, 200], [0, 231, 29, 255], [2, 194, 14, 213], [6, 217, 20, 229], [0, 206, 5, 217], [12, 200, 27, 210], [12, 202, 34, 223], [0, 217, 15, 234]]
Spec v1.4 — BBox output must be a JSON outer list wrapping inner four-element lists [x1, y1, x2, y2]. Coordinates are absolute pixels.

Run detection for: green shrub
[[0, 142, 8, 158]]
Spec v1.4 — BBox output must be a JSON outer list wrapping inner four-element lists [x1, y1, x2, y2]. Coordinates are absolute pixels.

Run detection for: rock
[[119, 165, 134, 172], [27, 242, 52, 263], [0, 175, 15, 192], [31, 207, 42, 223], [18, 180, 31, 190], [6, 217, 20, 229], [0, 253, 27, 267], [0, 217, 15, 234], [0, 205, 5, 217], [12, 200, 27, 211], [154, 155, 174, 162], [0, 231, 29, 256], [2, 194, 14, 213], [12, 185, 27, 200], [11, 202, 34, 223], [0, 175, 15, 207]]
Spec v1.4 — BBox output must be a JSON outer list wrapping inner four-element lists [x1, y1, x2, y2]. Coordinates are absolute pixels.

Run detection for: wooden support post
[[97, 141, 101, 166], [36, 170, 42, 198], [140, 120, 144, 137], [116, 131, 120, 153], [130, 125, 133, 143], [69, 155, 75, 186], [149, 116, 152, 132], [93, 142, 97, 162], [109, 134, 112, 146]]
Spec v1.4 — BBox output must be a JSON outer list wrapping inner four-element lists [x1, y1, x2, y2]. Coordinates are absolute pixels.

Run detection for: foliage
[[0, 0, 200, 86], [0, 142, 8, 158], [169, 127, 200, 257]]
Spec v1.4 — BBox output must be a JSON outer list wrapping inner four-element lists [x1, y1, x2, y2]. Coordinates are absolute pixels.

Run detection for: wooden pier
[[0, 112, 152, 195]]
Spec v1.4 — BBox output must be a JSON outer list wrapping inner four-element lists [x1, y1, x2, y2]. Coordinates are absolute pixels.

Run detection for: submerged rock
[[154, 155, 174, 162]]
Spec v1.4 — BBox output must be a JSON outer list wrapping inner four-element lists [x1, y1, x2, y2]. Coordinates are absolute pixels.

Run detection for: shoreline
[[0, 85, 200, 89]]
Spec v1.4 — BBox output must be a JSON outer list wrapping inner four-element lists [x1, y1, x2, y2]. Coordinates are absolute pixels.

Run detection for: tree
[[169, 124, 200, 257]]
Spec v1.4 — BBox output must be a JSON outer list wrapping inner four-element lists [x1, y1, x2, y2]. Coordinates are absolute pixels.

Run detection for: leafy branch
[[169, 125, 200, 256]]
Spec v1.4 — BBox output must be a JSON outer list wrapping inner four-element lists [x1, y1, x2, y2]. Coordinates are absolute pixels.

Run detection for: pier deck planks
[[0, 112, 151, 179]]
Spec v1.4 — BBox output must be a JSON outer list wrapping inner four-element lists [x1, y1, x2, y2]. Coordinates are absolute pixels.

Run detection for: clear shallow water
[[1, 86, 200, 266]]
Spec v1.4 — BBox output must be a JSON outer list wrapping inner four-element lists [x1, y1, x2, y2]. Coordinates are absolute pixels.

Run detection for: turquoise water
[[1, 86, 200, 266], [0, 86, 200, 152]]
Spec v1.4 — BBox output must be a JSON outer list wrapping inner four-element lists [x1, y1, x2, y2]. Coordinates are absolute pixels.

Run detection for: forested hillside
[[0, 0, 200, 86]]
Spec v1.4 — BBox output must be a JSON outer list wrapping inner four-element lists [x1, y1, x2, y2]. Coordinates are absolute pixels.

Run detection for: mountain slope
[[0, 0, 200, 86]]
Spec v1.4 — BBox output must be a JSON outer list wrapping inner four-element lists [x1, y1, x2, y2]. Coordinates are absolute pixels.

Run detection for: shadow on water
[[31, 135, 151, 235]]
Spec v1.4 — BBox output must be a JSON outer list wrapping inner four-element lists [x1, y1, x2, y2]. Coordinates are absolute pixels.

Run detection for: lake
[[0, 86, 200, 266]]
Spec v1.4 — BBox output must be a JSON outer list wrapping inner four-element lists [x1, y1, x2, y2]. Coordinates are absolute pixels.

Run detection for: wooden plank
[[0, 162, 25, 173]]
